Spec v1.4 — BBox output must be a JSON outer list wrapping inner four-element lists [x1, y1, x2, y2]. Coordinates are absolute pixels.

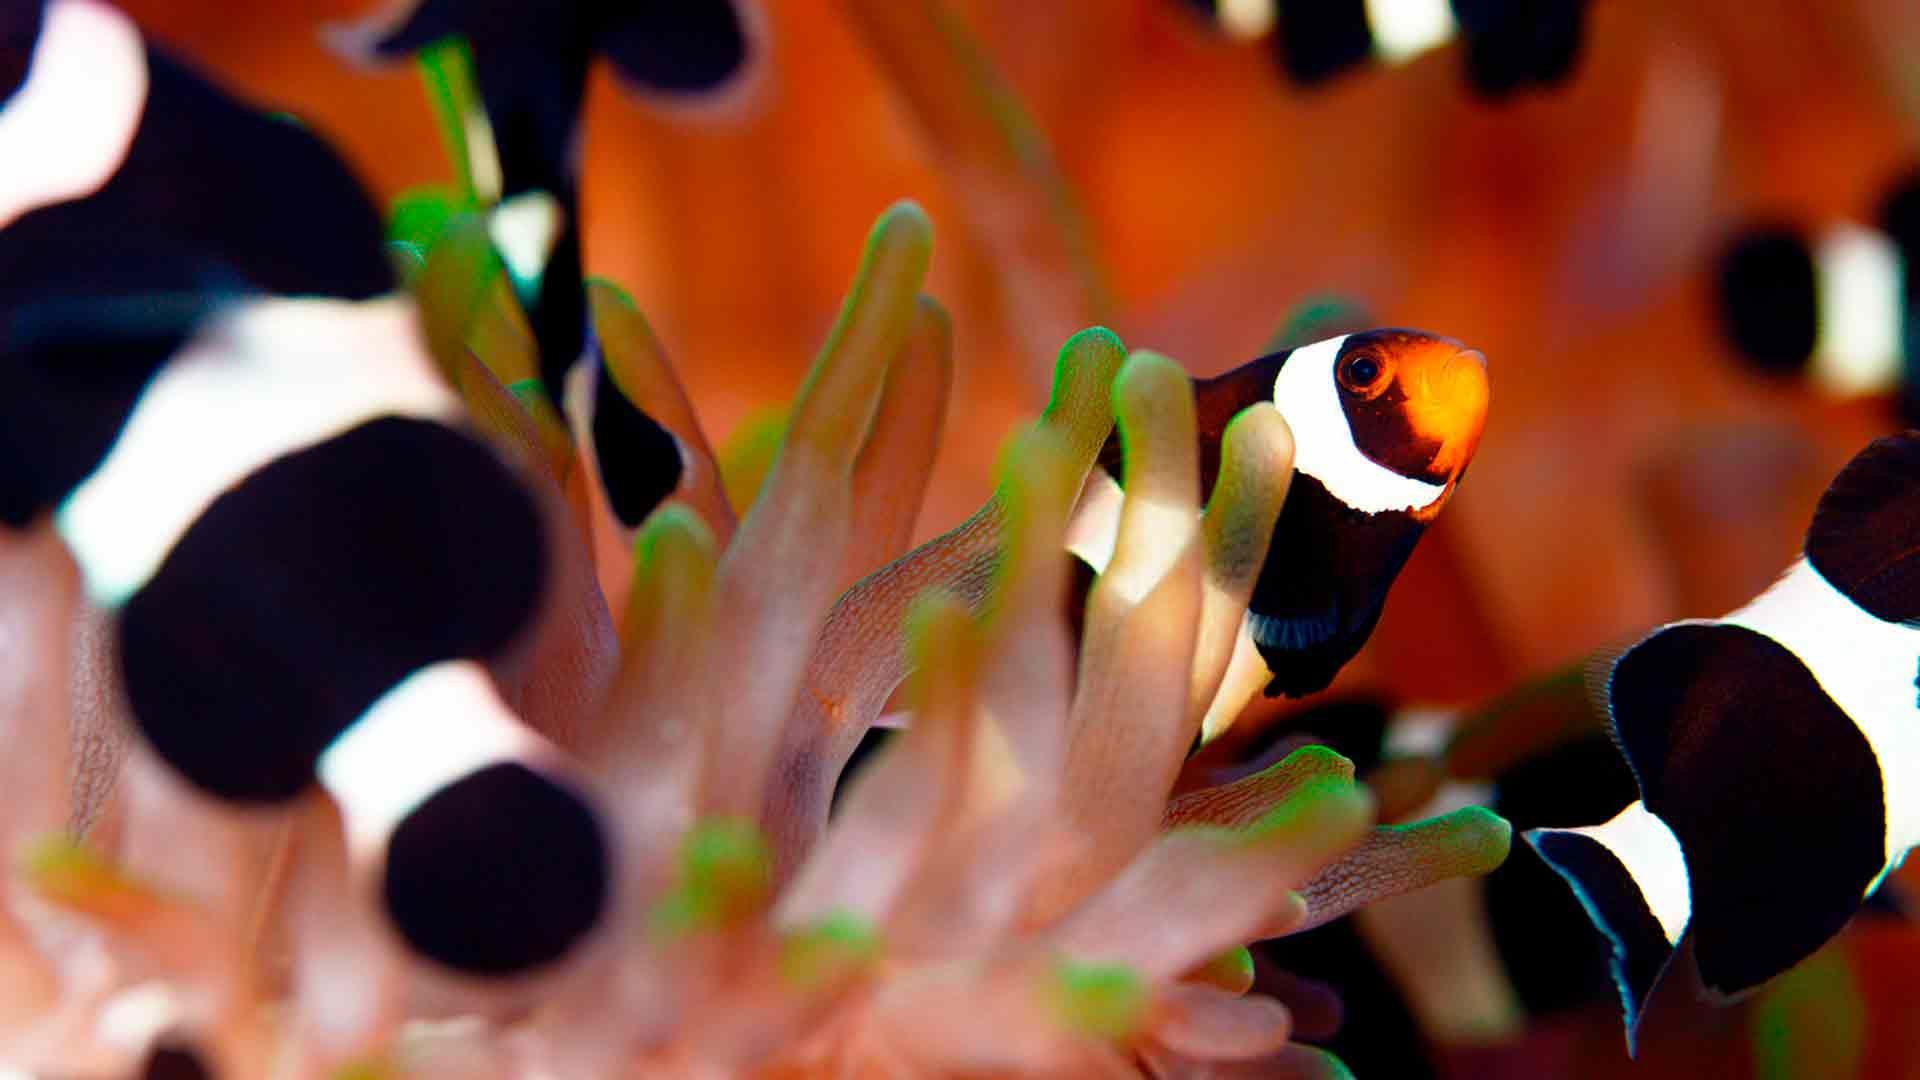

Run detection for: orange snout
[[1405, 344, 1490, 481]]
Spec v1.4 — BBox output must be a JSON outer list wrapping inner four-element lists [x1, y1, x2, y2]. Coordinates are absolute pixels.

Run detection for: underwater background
[[7, 0, 1920, 1076]]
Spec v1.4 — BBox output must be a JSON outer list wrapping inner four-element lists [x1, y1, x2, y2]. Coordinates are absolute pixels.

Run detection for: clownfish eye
[[1338, 353, 1384, 393]]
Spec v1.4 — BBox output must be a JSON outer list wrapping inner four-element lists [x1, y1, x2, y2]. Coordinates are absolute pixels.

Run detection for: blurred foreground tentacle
[[694, 199, 933, 823], [1039, 352, 1207, 915], [762, 326, 1124, 873], [1191, 404, 1294, 743]]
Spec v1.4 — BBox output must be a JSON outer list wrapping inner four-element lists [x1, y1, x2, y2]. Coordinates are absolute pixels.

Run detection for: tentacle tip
[[1112, 351, 1193, 413], [874, 199, 935, 248], [1047, 959, 1149, 1042], [584, 275, 640, 312], [632, 501, 719, 571], [1247, 771, 1373, 844], [651, 817, 775, 937], [1220, 402, 1295, 467], [636, 500, 715, 545], [913, 291, 950, 321], [780, 911, 883, 991], [1273, 744, 1359, 783], [1186, 945, 1257, 995], [1064, 325, 1125, 353], [1432, 805, 1514, 874]]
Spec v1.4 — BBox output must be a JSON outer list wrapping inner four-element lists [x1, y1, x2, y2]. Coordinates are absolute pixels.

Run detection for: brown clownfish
[[1091, 328, 1490, 698]]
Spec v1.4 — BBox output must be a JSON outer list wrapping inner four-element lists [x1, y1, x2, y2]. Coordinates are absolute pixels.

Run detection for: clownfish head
[[1273, 328, 1489, 521]]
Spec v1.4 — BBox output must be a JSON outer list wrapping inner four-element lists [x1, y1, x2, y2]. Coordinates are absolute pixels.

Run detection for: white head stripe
[[57, 295, 459, 607], [1574, 801, 1692, 944], [1721, 559, 1920, 871], [1272, 336, 1448, 515], [1365, 0, 1460, 63], [1810, 222, 1904, 396], [318, 660, 546, 855], [0, 0, 147, 229], [1218, 0, 1276, 39]]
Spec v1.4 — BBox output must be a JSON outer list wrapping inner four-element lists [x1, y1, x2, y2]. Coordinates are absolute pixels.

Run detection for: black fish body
[[1528, 431, 1920, 1048], [3, 0, 607, 976], [1249, 471, 1425, 697]]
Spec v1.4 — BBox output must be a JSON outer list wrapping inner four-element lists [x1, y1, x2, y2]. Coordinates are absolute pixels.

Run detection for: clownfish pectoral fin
[[1606, 621, 1889, 1001], [1803, 430, 1920, 625], [1525, 802, 1689, 1050], [1251, 600, 1379, 699]]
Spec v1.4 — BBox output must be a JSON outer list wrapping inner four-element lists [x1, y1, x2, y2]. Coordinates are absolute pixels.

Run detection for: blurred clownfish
[[329, 0, 762, 543], [1077, 329, 1489, 698], [1714, 167, 1920, 419], [1174, 0, 1588, 99], [1528, 431, 1920, 1050], [2, 0, 607, 978]]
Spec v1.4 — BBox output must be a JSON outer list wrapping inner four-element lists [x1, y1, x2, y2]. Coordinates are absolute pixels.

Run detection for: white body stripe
[[57, 295, 458, 607], [0, 0, 147, 229], [1382, 705, 1460, 758], [1721, 559, 1920, 874], [1572, 801, 1692, 944], [318, 659, 547, 855], [1365, 0, 1459, 63], [1810, 222, 1905, 397], [1273, 336, 1447, 515], [1218, 0, 1276, 40], [488, 190, 563, 293]]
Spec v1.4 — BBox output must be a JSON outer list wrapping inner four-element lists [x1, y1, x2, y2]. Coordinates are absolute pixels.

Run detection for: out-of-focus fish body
[[2, 0, 607, 977]]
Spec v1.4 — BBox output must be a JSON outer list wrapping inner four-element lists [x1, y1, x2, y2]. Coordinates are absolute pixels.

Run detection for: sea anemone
[[0, 192, 1513, 1077]]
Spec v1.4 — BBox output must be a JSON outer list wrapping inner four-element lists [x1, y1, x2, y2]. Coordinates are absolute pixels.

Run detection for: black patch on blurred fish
[[121, 417, 546, 802], [1609, 622, 1885, 997], [1880, 170, 1920, 422], [1714, 226, 1818, 376], [3, 45, 391, 300], [1274, 0, 1374, 86], [601, 0, 750, 95], [337, 0, 751, 396], [385, 760, 608, 975], [1804, 430, 1920, 623], [1455, 0, 1587, 98], [0, 0, 42, 104], [1, 37, 394, 524], [142, 1040, 214, 1080], [592, 360, 684, 528], [0, 293, 215, 527]]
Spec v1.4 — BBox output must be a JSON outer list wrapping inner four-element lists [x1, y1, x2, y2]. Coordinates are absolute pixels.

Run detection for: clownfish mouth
[[1407, 345, 1490, 484]]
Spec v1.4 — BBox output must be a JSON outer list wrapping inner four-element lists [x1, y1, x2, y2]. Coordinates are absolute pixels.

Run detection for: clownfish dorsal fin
[[1804, 430, 1920, 625]]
